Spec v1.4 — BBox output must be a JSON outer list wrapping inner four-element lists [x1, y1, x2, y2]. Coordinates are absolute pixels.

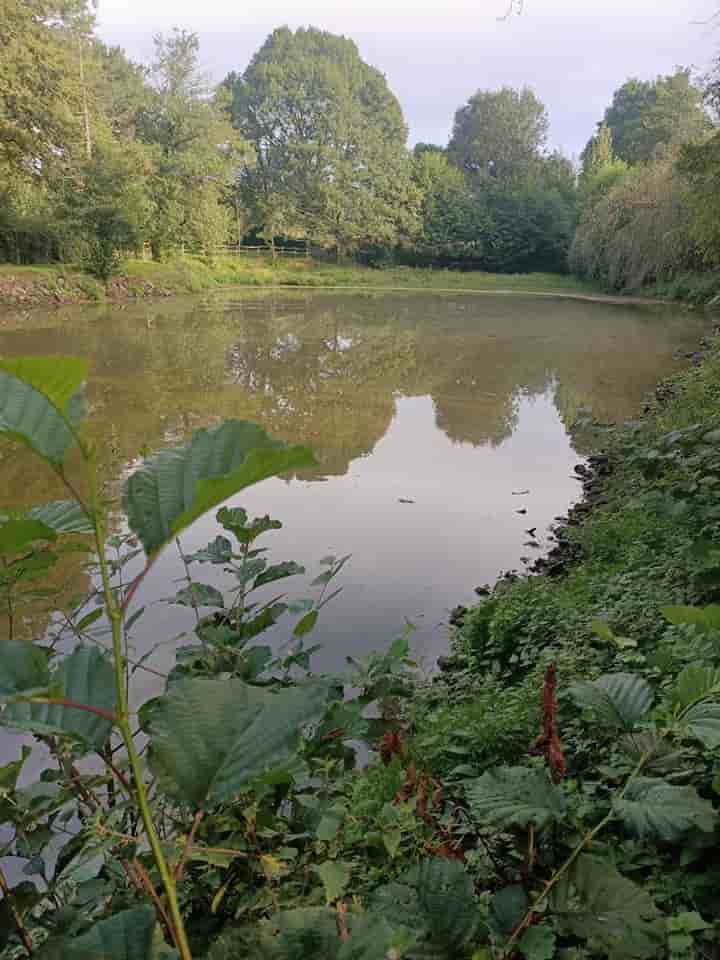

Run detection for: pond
[[0, 289, 709, 692]]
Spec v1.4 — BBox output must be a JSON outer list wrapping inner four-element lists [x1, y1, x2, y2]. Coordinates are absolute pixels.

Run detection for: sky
[[96, 0, 720, 158]]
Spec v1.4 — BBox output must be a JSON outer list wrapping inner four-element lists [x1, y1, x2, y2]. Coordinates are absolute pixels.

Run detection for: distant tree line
[[1, 3, 718, 287]]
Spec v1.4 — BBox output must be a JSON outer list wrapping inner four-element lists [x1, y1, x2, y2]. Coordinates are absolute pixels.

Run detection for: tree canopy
[[585, 70, 710, 167], [447, 86, 549, 185], [225, 26, 419, 256]]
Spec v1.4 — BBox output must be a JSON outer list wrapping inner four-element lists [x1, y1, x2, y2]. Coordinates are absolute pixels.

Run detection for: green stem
[[88, 457, 193, 960]]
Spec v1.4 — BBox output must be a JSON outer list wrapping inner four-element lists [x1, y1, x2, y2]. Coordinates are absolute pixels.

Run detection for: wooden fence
[[139, 242, 311, 261]]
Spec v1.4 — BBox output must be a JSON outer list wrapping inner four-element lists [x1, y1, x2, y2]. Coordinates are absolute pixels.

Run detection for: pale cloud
[[96, 0, 719, 155]]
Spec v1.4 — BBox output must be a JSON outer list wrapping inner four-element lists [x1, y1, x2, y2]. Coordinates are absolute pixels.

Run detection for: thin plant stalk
[[85, 452, 193, 960]]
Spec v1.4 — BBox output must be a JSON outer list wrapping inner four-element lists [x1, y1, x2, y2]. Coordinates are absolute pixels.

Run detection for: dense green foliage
[[571, 69, 720, 299], [3, 349, 720, 958], [0, 10, 577, 277], [4, 9, 719, 290]]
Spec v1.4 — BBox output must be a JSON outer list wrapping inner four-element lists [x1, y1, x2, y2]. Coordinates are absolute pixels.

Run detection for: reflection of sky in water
[[125, 387, 580, 709]]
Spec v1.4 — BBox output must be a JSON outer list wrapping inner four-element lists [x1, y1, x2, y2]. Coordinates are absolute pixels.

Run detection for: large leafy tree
[[588, 71, 711, 167], [0, 0, 94, 175], [135, 30, 253, 259], [447, 86, 549, 186], [225, 26, 419, 257]]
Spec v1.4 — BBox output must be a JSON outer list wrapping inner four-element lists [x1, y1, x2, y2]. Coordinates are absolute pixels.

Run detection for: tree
[[0, 0, 94, 176], [225, 26, 419, 257], [579, 123, 629, 206], [62, 127, 154, 278], [137, 30, 252, 258], [589, 71, 710, 166], [409, 149, 490, 264], [447, 86, 549, 186]]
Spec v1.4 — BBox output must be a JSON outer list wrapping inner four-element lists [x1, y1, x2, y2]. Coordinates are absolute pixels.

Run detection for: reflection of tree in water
[[0, 293, 707, 510]]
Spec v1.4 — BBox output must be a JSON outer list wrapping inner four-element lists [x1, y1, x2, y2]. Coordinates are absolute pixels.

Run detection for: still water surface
[[0, 290, 708, 689]]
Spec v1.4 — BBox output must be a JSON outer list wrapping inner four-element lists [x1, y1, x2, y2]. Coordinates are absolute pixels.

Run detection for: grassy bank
[[399, 326, 720, 953], [2, 256, 607, 308]]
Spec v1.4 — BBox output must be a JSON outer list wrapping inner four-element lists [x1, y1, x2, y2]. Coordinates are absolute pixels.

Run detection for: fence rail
[[138, 242, 312, 261]]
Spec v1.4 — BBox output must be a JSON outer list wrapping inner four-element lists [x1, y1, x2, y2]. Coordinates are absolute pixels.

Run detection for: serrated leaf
[[124, 420, 316, 556], [187, 536, 233, 564], [253, 561, 305, 589], [682, 701, 720, 748], [28, 500, 93, 534], [570, 673, 653, 731], [674, 665, 720, 708], [37, 905, 172, 959], [148, 677, 329, 807], [3, 646, 116, 747], [416, 858, 478, 951], [173, 583, 225, 609], [490, 884, 528, 938], [559, 855, 664, 959], [315, 860, 351, 903], [0, 640, 50, 698], [466, 766, 565, 831], [519, 924, 556, 960], [0, 357, 86, 466], [615, 779, 716, 841]]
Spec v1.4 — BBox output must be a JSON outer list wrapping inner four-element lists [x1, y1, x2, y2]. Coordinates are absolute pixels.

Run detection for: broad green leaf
[[570, 673, 653, 731], [518, 924, 556, 960], [37, 906, 174, 959], [0, 357, 86, 466], [615, 779, 716, 841], [0, 517, 56, 555], [3, 646, 116, 747], [383, 827, 402, 858], [415, 858, 479, 952], [124, 421, 316, 556], [294, 609, 319, 637], [466, 766, 565, 831], [173, 583, 225, 609], [374, 860, 479, 953], [0, 640, 50, 699], [490, 884, 528, 938], [148, 677, 329, 807], [0, 745, 30, 791], [682, 701, 720, 748], [316, 809, 344, 843], [0, 357, 88, 411], [674, 665, 720, 708], [253, 561, 305, 589], [559, 855, 663, 959], [338, 913, 412, 960], [315, 860, 351, 903], [662, 605, 720, 633]]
